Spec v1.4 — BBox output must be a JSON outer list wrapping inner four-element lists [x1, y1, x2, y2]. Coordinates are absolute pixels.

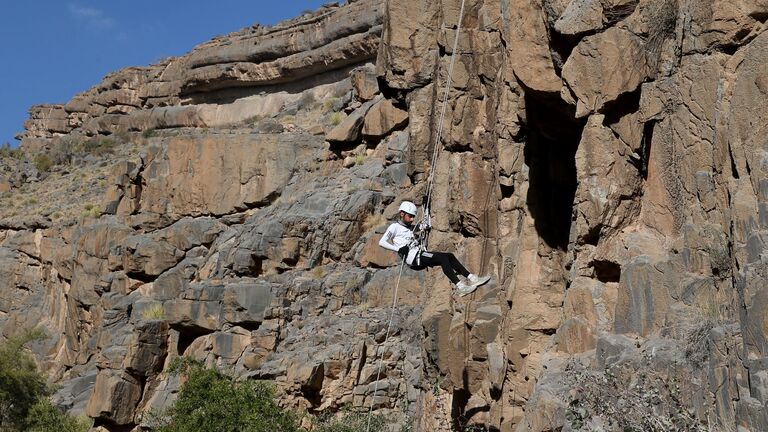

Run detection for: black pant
[[415, 251, 469, 284]]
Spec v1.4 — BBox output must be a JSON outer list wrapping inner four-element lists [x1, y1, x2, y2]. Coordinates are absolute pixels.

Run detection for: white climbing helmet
[[398, 201, 417, 216]]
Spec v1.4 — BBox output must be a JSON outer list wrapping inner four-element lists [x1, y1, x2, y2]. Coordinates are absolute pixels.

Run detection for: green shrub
[[25, 399, 90, 432], [0, 329, 48, 429], [323, 98, 340, 112], [151, 359, 301, 432], [50, 137, 78, 165], [33, 154, 53, 173], [330, 112, 343, 126], [0, 329, 85, 431], [80, 137, 116, 156], [81, 204, 101, 219], [142, 128, 157, 139]]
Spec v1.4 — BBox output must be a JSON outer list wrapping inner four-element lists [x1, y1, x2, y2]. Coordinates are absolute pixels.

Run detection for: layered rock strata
[[16, 0, 384, 152]]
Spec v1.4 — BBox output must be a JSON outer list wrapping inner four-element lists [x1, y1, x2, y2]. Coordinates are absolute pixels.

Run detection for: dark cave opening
[[174, 324, 215, 356], [523, 90, 585, 250], [450, 373, 499, 431], [591, 259, 622, 283]]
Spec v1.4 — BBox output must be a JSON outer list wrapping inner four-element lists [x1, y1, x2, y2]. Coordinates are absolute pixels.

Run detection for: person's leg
[[446, 252, 470, 278], [418, 252, 461, 284]]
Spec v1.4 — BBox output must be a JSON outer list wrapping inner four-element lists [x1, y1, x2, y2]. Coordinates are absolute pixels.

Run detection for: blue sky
[[0, 1, 331, 147]]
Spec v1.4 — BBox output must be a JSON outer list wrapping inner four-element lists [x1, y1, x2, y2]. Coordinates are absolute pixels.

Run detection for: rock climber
[[378, 200, 491, 296]]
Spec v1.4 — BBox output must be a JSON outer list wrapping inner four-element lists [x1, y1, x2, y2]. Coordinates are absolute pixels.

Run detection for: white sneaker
[[455, 281, 477, 297], [468, 274, 491, 287]]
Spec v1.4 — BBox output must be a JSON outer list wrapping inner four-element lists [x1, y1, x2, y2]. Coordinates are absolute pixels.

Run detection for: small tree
[[25, 399, 90, 432], [0, 329, 89, 432], [152, 358, 301, 432], [0, 330, 48, 429]]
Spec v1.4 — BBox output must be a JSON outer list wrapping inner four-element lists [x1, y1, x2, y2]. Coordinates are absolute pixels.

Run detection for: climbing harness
[[365, 1, 468, 431]]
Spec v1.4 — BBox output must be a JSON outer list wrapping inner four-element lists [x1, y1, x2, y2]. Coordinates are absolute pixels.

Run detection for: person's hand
[[398, 246, 409, 255]]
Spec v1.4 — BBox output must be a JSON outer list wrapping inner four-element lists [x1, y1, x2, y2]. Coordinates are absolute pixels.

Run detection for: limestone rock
[[362, 98, 408, 139], [85, 370, 142, 425], [133, 134, 316, 218], [376, 0, 440, 90], [507, 0, 562, 93], [0, 176, 10, 193], [554, 0, 605, 36], [351, 64, 380, 101], [555, 0, 638, 36], [327, 96, 380, 143], [562, 27, 652, 117], [573, 114, 642, 243]]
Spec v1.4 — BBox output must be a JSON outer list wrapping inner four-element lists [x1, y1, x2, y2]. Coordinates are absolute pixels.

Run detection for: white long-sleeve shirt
[[379, 221, 420, 265]]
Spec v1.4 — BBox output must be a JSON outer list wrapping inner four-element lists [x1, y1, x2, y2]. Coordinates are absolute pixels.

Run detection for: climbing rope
[[421, 0, 468, 249], [365, 256, 406, 432], [365, 3, 468, 431]]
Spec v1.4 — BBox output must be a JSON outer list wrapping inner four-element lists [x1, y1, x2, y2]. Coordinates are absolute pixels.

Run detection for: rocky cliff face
[[3, 0, 768, 430]]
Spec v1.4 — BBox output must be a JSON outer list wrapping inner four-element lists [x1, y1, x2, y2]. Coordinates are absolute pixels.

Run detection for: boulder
[[327, 96, 380, 143], [562, 27, 652, 117], [351, 64, 380, 101], [85, 370, 142, 425], [507, 0, 562, 93], [362, 98, 409, 138]]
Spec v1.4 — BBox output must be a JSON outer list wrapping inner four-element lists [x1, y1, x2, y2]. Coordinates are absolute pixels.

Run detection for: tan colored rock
[[573, 115, 642, 243], [555, 0, 639, 35], [212, 330, 251, 361], [125, 320, 169, 377], [564, 278, 599, 326], [554, 0, 605, 35], [507, 0, 562, 93], [121, 236, 185, 277], [86, 370, 142, 425], [163, 299, 222, 332], [363, 268, 424, 307], [351, 64, 379, 101], [135, 134, 315, 218], [614, 255, 672, 336], [327, 96, 380, 143], [554, 317, 596, 353], [0, 177, 10, 193], [357, 235, 398, 268], [182, 30, 381, 92], [562, 27, 652, 117], [681, 0, 768, 54], [362, 98, 408, 138], [376, 0, 440, 90]]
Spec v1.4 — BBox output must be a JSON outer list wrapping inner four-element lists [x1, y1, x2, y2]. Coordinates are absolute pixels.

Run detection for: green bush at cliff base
[[153, 358, 391, 432], [0, 330, 49, 430], [0, 329, 89, 432], [25, 399, 91, 432], [152, 358, 301, 432]]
